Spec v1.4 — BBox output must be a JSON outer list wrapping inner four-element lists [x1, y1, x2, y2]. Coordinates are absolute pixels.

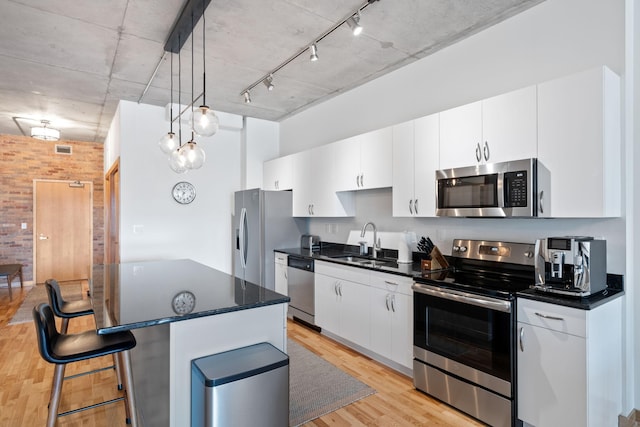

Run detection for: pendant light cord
[[191, 10, 195, 141], [202, 0, 206, 107], [178, 35, 182, 147], [169, 51, 174, 134]]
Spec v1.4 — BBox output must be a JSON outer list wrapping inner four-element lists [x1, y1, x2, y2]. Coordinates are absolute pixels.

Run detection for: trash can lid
[[192, 342, 289, 387]]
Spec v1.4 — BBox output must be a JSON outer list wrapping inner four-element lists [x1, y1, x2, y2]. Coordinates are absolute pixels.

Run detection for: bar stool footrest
[[63, 364, 115, 381], [58, 396, 124, 418]]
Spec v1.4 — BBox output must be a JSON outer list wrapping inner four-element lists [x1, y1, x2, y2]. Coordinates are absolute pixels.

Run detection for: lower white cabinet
[[315, 261, 413, 371], [274, 253, 288, 295], [517, 297, 622, 427]]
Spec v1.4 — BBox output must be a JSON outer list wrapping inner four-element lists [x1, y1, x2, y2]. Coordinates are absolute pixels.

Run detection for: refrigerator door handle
[[239, 207, 248, 269]]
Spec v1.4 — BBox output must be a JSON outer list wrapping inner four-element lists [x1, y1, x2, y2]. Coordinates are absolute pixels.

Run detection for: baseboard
[[619, 409, 640, 427], [0, 280, 33, 288]]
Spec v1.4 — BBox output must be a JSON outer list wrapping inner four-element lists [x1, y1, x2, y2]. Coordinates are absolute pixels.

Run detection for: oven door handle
[[411, 283, 512, 313]]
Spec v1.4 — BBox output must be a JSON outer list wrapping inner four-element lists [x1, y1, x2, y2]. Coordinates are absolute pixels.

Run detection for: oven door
[[412, 282, 514, 397]]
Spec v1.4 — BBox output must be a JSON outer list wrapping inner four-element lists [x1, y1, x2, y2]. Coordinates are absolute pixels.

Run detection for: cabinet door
[[314, 273, 340, 333], [482, 85, 537, 164], [538, 66, 621, 217], [517, 322, 587, 426], [274, 261, 288, 295], [413, 114, 439, 217], [439, 101, 482, 169], [263, 155, 293, 191], [360, 127, 392, 190], [333, 137, 361, 192], [390, 292, 412, 368], [338, 279, 370, 349], [291, 150, 313, 216], [392, 120, 415, 217], [369, 287, 393, 360]]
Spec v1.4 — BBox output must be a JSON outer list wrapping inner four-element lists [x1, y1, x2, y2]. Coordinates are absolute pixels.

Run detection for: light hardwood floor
[[0, 284, 481, 426]]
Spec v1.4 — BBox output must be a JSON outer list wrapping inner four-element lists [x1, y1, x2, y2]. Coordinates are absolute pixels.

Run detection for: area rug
[[8, 282, 83, 325], [288, 339, 375, 426]]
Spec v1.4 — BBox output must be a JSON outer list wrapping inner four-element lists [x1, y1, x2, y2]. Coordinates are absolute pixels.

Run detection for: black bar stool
[[33, 303, 138, 427], [45, 279, 124, 389]]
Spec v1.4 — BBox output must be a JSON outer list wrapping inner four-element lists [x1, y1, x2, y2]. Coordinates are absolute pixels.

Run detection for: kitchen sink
[[329, 255, 394, 268]]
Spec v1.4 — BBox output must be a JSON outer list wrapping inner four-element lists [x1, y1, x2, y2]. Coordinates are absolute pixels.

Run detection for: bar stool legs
[[121, 350, 138, 426], [47, 364, 65, 427]]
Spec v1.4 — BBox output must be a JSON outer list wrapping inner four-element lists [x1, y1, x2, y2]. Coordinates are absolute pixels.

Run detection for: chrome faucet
[[360, 222, 381, 258]]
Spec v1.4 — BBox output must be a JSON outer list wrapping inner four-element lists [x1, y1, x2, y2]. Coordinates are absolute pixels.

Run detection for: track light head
[[347, 12, 363, 36], [263, 75, 274, 91], [243, 91, 251, 104], [309, 44, 319, 62]]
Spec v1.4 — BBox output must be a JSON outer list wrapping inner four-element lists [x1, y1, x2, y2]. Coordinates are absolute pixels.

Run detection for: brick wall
[[0, 134, 104, 282]]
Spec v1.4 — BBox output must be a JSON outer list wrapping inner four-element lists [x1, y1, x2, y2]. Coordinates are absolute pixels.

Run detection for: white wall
[[107, 100, 242, 274]]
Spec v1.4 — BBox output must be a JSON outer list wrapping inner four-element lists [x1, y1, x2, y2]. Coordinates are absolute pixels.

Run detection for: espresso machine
[[534, 236, 607, 296]]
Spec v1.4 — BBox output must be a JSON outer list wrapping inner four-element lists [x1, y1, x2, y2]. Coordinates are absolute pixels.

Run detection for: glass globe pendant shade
[[158, 132, 178, 154], [169, 148, 188, 173], [181, 141, 206, 170], [191, 106, 219, 137]]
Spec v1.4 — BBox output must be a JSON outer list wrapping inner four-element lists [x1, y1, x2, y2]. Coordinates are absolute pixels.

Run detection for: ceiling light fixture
[[263, 74, 274, 91], [347, 12, 363, 36], [169, 35, 187, 174], [238, 0, 380, 103], [31, 120, 60, 141], [190, 1, 218, 137], [309, 44, 319, 62], [158, 52, 178, 154]]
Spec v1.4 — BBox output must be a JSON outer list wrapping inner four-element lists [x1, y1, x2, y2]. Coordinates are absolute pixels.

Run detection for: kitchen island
[[90, 259, 289, 427]]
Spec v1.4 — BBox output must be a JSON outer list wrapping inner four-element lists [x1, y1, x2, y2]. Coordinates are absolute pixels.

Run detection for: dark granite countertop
[[276, 243, 426, 278], [517, 286, 624, 310], [91, 259, 289, 334]]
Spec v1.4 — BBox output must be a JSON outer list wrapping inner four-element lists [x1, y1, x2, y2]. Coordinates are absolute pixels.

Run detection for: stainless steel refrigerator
[[234, 189, 304, 291]]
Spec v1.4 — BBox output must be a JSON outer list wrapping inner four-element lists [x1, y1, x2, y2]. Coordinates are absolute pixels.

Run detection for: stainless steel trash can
[[191, 342, 289, 427]]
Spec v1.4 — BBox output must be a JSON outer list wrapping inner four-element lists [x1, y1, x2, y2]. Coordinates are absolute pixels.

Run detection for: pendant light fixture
[[169, 35, 187, 174], [31, 120, 60, 141], [190, 1, 218, 137], [158, 52, 178, 154], [180, 9, 206, 170]]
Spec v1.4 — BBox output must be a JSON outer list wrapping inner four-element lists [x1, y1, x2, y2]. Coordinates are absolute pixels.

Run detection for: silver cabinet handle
[[409, 199, 414, 214], [384, 280, 399, 286], [385, 294, 391, 311], [311, 204, 315, 215], [390, 294, 396, 312], [360, 174, 364, 188], [414, 199, 419, 215], [334, 281, 339, 296], [519, 327, 525, 352], [356, 175, 360, 187], [475, 143, 481, 162], [535, 312, 564, 321], [38, 234, 49, 240], [338, 283, 342, 296], [539, 190, 544, 214], [284, 271, 287, 280], [483, 141, 490, 161]]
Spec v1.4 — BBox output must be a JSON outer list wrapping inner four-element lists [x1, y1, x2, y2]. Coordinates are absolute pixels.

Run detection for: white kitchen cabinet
[[517, 297, 622, 427], [291, 146, 354, 217], [537, 66, 621, 217], [334, 127, 392, 192], [439, 86, 537, 169], [263, 154, 293, 191], [368, 272, 413, 369], [392, 114, 439, 217], [274, 252, 288, 295], [314, 262, 370, 349]]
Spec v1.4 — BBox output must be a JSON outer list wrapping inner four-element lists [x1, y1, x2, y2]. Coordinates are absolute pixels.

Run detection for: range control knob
[[524, 251, 534, 258], [459, 246, 468, 253], [453, 246, 460, 252]]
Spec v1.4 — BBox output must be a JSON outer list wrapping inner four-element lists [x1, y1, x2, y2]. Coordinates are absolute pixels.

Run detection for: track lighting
[[263, 75, 274, 91], [347, 12, 363, 36], [309, 44, 319, 62], [243, 91, 251, 104]]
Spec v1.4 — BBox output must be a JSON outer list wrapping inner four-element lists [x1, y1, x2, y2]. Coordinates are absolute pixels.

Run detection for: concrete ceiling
[[0, 0, 543, 143]]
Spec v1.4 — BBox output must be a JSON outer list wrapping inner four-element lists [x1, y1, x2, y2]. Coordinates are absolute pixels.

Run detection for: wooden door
[[35, 180, 92, 283], [105, 159, 120, 264]]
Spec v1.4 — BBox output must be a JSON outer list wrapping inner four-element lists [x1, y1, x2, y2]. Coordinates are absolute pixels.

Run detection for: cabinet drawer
[[275, 253, 288, 265], [369, 271, 413, 295], [517, 298, 587, 337], [315, 261, 370, 284]]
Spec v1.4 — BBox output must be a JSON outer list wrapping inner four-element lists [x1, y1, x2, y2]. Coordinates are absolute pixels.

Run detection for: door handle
[[338, 283, 342, 297], [385, 294, 391, 311], [390, 294, 396, 312], [414, 199, 419, 215], [475, 143, 481, 162], [535, 312, 564, 321], [483, 141, 490, 161], [409, 199, 414, 214], [38, 233, 49, 240], [519, 327, 525, 351], [539, 190, 544, 214]]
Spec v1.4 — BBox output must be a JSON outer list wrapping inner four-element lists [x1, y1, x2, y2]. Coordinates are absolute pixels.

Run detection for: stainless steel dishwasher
[[287, 255, 315, 326]]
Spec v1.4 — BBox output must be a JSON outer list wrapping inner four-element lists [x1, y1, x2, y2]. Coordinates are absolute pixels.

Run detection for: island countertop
[[91, 259, 290, 334]]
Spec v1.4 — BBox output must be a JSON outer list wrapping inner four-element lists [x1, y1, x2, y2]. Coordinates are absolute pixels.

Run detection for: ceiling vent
[[55, 144, 72, 155]]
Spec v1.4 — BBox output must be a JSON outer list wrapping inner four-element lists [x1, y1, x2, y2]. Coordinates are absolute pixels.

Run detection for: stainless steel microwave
[[435, 158, 550, 217]]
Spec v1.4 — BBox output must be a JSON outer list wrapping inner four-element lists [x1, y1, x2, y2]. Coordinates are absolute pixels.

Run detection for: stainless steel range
[[412, 239, 535, 427]]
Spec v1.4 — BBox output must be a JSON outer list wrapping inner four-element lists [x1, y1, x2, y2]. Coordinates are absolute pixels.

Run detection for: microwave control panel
[[504, 170, 527, 207]]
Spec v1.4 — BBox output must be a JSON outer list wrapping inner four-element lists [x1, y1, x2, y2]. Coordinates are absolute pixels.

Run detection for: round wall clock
[[172, 290, 196, 315], [172, 181, 196, 204]]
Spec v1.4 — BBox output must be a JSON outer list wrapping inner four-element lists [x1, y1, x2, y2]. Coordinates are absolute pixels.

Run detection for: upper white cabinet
[[517, 297, 622, 427], [392, 114, 439, 217], [334, 127, 392, 191], [291, 145, 354, 217], [263, 154, 293, 191], [537, 66, 621, 217], [439, 86, 537, 169]]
